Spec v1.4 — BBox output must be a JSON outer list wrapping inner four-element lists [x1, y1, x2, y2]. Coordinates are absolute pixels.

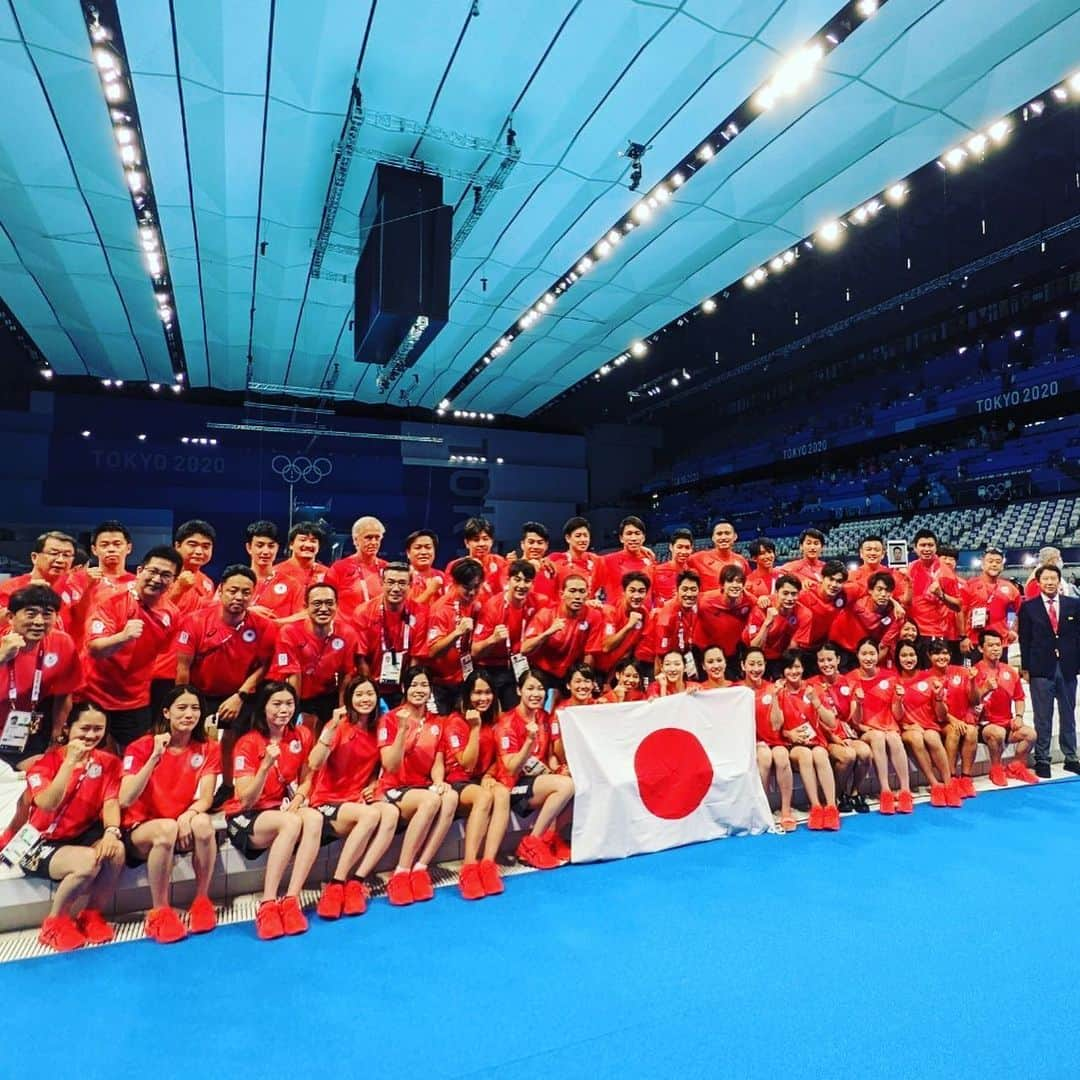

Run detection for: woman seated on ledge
[[494, 669, 575, 869], [307, 676, 400, 920], [119, 685, 220, 944], [743, 647, 795, 833], [2, 702, 125, 952], [220, 681, 324, 941]]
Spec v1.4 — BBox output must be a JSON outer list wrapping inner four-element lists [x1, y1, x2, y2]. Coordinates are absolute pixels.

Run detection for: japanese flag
[[558, 687, 773, 863]]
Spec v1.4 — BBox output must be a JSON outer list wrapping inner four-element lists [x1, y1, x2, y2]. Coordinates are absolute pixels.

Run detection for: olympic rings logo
[[271, 455, 333, 485]]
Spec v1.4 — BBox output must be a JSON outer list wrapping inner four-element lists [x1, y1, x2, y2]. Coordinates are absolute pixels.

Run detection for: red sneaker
[[256, 899, 284, 940], [343, 879, 368, 916], [478, 858, 504, 896], [945, 779, 964, 807], [1006, 760, 1039, 784], [544, 828, 572, 863], [823, 805, 841, 831], [960, 775, 977, 798], [879, 789, 895, 815], [517, 834, 560, 870], [188, 895, 217, 934], [410, 867, 435, 901], [386, 870, 414, 906], [807, 805, 825, 830], [75, 908, 115, 945], [279, 895, 308, 935], [38, 914, 86, 953], [458, 862, 486, 900], [929, 784, 946, 807], [897, 790, 914, 814], [316, 881, 344, 920], [989, 764, 1008, 787], [144, 906, 187, 944]]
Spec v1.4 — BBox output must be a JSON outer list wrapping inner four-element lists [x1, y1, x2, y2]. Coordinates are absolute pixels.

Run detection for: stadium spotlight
[[885, 182, 907, 205], [816, 220, 843, 246], [630, 341, 648, 358], [987, 119, 1010, 143], [702, 298, 717, 313]]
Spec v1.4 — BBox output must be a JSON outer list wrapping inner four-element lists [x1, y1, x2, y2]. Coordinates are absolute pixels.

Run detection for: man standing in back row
[[1019, 563, 1080, 779]]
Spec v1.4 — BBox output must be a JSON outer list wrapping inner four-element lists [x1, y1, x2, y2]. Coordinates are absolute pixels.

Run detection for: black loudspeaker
[[353, 164, 451, 368]]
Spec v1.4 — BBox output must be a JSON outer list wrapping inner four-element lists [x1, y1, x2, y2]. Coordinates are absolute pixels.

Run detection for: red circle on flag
[[633, 727, 712, 820]]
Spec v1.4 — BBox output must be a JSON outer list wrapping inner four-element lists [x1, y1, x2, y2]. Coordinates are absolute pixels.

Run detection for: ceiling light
[[885, 182, 907, 204], [170, 384, 182, 394], [101, 378, 112, 387], [755, 42, 823, 111], [137, 433, 146, 441], [81, 430, 91, 438], [631, 201, 651, 223], [1069, 71, 1080, 92], [630, 341, 647, 358], [782, 249, 795, 265], [966, 133, 987, 155], [743, 274, 757, 288], [769, 256, 784, 271], [114, 379, 123, 387], [942, 147, 966, 169], [856, 0, 878, 14], [115, 126, 134, 145], [752, 268, 767, 283], [126, 169, 145, 193], [817, 220, 843, 245], [702, 298, 716, 313], [149, 382, 161, 391], [595, 240, 611, 257], [987, 119, 1010, 143], [671, 172, 685, 187], [697, 144, 713, 161], [41, 368, 53, 379], [93, 47, 119, 73], [1052, 86, 1068, 101], [120, 144, 139, 166], [104, 81, 127, 104]]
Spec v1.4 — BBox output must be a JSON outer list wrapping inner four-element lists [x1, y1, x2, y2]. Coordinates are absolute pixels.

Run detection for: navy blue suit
[[1018, 593, 1080, 765]]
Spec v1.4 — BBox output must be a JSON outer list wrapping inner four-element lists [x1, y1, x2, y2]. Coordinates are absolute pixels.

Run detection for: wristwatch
[[104, 826, 122, 839]]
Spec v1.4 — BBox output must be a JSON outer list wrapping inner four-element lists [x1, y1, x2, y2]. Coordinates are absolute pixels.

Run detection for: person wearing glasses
[[0, 531, 78, 634], [269, 584, 359, 729], [83, 547, 184, 749]]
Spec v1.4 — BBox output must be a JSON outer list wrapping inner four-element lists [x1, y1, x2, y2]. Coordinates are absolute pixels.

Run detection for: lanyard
[[44, 759, 93, 837], [380, 604, 411, 659], [676, 609, 695, 652], [7, 645, 45, 713]]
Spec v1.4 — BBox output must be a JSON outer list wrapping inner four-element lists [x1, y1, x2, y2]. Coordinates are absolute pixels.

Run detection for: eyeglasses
[[41, 549, 74, 560], [142, 568, 176, 582]]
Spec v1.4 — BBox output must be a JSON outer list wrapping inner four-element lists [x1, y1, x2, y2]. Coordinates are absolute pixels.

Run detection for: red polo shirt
[[268, 620, 358, 700], [175, 606, 278, 697]]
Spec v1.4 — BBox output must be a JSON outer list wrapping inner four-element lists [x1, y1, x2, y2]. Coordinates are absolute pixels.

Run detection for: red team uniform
[[222, 727, 314, 814], [176, 607, 278, 698], [121, 737, 222, 825], [376, 707, 443, 793], [309, 722, 380, 806]]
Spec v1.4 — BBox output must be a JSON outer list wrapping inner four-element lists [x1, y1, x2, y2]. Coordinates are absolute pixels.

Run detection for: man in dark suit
[[1019, 563, 1080, 778]]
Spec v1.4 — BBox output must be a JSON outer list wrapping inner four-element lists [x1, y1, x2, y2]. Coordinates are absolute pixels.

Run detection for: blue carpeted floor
[[3, 780, 1079, 1079]]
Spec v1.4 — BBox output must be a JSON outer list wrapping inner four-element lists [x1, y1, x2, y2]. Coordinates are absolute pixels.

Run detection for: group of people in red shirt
[[0, 511, 1066, 954]]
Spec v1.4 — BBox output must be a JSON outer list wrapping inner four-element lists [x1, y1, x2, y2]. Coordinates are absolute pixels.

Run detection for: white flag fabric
[[559, 687, 773, 863]]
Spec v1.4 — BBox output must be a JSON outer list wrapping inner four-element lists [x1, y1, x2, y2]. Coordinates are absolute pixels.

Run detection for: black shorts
[[225, 809, 270, 861], [299, 694, 338, 728], [381, 783, 431, 806], [313, 802, 353, 846], [201, 695, 253, 733], [20, 824, 104, 880], [509, 774, 539, 816], [107, 706, 153, 750], [121, 824, 150, 868]]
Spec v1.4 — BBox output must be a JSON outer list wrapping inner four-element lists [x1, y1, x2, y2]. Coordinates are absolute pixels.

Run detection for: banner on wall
[[558, 687, 773, 863]]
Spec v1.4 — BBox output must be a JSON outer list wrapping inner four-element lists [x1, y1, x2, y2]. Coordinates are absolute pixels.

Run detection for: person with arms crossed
[[119, 685, 220, 943], [1018, 563, 1080, 779]]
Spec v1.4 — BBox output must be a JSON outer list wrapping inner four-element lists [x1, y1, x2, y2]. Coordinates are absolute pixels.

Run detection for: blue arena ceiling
[[0, 0, 1078, 417]]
